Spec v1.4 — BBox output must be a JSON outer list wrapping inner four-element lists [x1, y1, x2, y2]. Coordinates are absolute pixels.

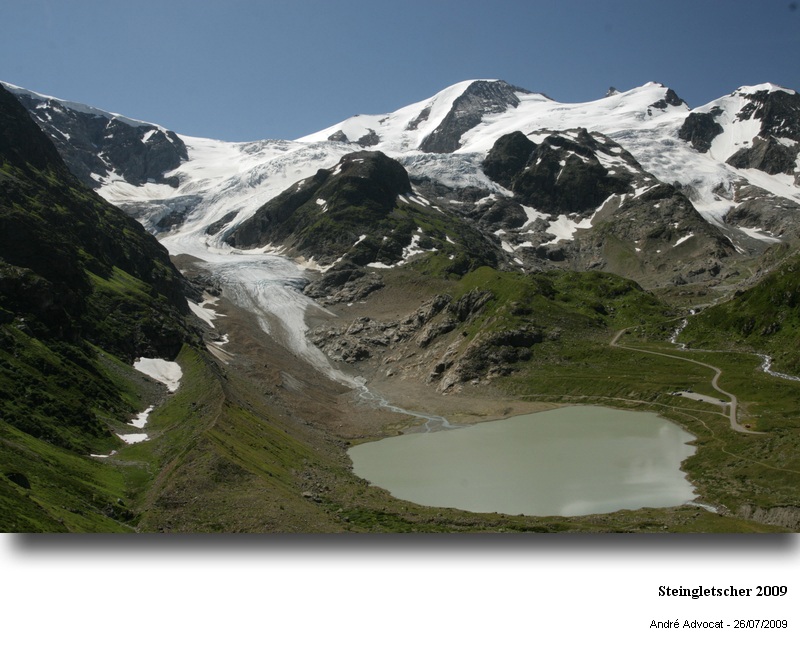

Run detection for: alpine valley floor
[[107, 258, 798, 533]]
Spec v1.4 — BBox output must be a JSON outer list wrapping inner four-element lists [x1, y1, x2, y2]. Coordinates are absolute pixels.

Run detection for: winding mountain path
[[610, 328, 763, 435]]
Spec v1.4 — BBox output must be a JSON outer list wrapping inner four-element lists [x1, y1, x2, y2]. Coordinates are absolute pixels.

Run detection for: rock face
[[7, 86, 187, 189], [226, 150, 505, 273], [498, 129, 634, 215], [483, 129, 640, 216], [680, 87, 800, 176], [0, 84, 194, 359], [648, 87, 685, 110], [725, 187, 800, 243], [677, 110, 723, 152], [727, 136, 800, 175], [303, 267, 385, 305], [735, 88, 800, 138], [308, 288, 531, 390], [737, 504, 800, 530], [226, 150, 412, 259], [481, 131, 536, 189], [419, 80, 528, 153]]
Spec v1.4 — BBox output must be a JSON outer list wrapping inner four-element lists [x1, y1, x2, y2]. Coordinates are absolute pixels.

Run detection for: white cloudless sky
[[1, 0, 799, 141]]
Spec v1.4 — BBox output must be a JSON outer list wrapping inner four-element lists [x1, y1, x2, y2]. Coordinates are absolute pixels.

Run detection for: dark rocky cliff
[[6, 85, 187, 189], [419, 80, 528, 153], [0, 84, 195, 359]]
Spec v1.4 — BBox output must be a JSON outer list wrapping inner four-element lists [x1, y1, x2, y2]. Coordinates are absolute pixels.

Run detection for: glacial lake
[[349, 406, 697, 517]]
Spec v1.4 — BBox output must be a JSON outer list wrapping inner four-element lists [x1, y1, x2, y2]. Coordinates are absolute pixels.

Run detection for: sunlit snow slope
[[56, 78, 799, 246]]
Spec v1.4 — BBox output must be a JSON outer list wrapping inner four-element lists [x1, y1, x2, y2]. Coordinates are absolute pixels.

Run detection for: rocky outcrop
[[726, 135, 800, 175], [678, 110, 723, 152], [304, 266, 385, 304], [419, 80, 527, 153], [737, 504, 800, 530], [514, 130, 634, 214], [735, 89, 800, 139], [327, 130, 349, 143], [357, 129, 380, 147], [8, 88, 187, 189], [307, 287, 546, 390], [224, 167, 333, 249], [681, 89, 800, 176], [648, 87, 686, 111], [725, 186, 800, 242], [481, 131, 537, 190], [483, 129, 636, 215], [309, 293, 456, 363], [226, 151, 412, 261], [447, 288, 494, 321], [326, 128, 381, 147], [435, 326, 542, 390]]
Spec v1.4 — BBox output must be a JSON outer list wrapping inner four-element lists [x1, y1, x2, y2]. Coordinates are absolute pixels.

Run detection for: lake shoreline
[[349, 405, 698, 518]]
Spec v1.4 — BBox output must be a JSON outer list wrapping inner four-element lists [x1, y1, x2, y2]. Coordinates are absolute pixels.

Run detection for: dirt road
[[610, 328, 761, 435]]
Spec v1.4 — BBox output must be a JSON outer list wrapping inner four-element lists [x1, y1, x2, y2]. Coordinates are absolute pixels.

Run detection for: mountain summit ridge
[[4, 77, 800, 286]]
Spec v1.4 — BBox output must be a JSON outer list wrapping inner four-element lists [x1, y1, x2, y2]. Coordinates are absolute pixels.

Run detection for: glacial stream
[[354, 379, 456, 433]]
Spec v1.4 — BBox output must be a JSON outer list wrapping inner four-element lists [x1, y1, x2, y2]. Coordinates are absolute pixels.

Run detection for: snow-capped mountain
[[4, 78, 800, 286]]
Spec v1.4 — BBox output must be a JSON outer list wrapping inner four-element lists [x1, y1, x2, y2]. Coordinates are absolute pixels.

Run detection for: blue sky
[[2, 0, 799, 141]]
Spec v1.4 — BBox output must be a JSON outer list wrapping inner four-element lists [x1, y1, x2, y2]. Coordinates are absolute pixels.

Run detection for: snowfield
[[86, 79, 800, 246], [133, 358, 183, 392]]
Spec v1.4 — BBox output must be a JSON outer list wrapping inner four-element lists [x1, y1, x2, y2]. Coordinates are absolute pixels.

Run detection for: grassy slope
[[680, 251, 800, 373], [0, 345, 152, 532], [0, 87, 198, 531], [119, 347, 345, 532]]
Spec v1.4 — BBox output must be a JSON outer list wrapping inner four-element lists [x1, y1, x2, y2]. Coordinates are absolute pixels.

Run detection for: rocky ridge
[[308, 287, 536, 392], [226, 150, 508, 276], [7, 84, 188, 190]]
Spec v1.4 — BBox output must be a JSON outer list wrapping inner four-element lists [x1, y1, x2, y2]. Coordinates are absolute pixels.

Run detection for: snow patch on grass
[[133, 358, 183, 392]]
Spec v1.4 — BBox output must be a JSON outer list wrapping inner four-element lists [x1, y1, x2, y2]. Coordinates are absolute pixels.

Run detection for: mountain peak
[[419, 80, 529, 153], [733, 82, 796, 97]]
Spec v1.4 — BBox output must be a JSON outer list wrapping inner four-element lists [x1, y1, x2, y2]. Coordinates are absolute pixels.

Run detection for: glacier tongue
[[186, 250, 356, 387]]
